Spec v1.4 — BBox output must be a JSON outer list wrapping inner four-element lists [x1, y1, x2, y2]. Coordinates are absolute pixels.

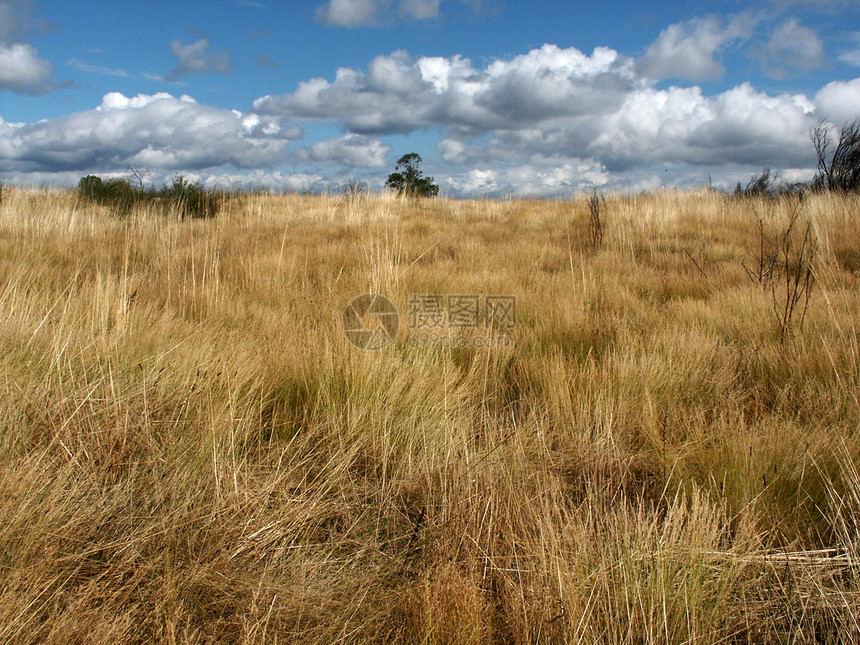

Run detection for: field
[[1, 187, 859, 643]]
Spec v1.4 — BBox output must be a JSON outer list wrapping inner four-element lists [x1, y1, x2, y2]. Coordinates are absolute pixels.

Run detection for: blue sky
[[1, 0, 859, 195]]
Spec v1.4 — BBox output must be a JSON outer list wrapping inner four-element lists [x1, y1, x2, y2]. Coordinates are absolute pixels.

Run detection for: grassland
[[0, 187, 859, 643]]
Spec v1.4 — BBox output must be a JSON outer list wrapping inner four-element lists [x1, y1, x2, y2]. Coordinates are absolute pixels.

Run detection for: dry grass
[[0, 187, 859, 643]]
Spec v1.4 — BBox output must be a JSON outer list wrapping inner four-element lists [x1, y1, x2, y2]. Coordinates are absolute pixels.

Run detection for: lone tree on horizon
[[385, 153, 439, 197]]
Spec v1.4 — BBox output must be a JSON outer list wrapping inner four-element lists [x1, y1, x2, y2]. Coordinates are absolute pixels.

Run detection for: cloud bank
[[250, 42, 843, 193], [0, 92, 298, 176]]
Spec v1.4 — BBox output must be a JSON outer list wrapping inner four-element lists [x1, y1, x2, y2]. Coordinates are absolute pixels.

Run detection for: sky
[[1, 0, 859, 197]]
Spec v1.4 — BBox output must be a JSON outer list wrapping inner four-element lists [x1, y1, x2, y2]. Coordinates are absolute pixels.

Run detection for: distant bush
[[77, 174, 223, 219]]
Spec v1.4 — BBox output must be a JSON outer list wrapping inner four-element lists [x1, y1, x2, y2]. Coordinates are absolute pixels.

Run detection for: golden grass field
[[1, 187, 859, 643]]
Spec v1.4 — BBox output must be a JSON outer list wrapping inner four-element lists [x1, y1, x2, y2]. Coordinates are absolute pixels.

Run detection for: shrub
[[160, 175, 221, 220], [587, 188, 605, 249], [77, 174, 105, 199], [342, 177, 368, 199], [77, 174, 222, 219], [77, 175, 140, 215], [734, 168, 779, 197], [733, 168, 807, 198]]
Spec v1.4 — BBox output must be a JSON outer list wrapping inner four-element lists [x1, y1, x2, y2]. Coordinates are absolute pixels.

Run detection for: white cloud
[[0, 0, 28, 42], [636, 14, 753, 81], [0, 42, 53, 93], [399, 0, 441, 19], [442, 161, 609, 197], [199, 169, 325, 192], [838, 32, 860, 67], [0, 0, 54, 94], [67, 57, 128, 77], [756, 18, 827, 78], [0, 92, 299, 175], [840, 49, 860, 66], [253, 44, 640, 135], [814, 78, 860, 124], [316, 0, 447, 27], [166, 39, 233, 82], [0, 168, 327, 193], [300, 134, 392, 167], [443, 168, 498, 194], [254, 43, 823, 179], [4, 21, 859, 196], [317, 0, 380, 27]]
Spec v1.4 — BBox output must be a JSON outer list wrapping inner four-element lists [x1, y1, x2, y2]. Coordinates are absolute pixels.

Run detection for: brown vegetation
[[0, 188, 859, 642]]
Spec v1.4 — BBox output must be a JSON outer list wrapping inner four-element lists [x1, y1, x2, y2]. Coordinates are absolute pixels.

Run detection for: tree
[[385, 153, 439, 197], [811, 119, 860, 193]]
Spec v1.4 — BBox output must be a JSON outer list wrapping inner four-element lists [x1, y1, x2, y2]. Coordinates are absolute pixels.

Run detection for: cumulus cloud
[[253, 45, 640, 135], [0, 42, 53, 93], [253, 41, 824, 178], [0, 92, 300, 175], [244, 38, 860, 195], [815, 78, 860, 124], [443, 168, 498, 194], [300, 134, 392, 167], [166, 39, 233, 82], [604, 83, 816, 167], [0, 1, 54, 94], [755, 18, 827, 78], [636, 14, 753, 81], [442, 81, 817, 174]]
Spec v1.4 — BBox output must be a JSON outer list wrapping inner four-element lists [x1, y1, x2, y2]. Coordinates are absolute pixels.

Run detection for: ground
[[0, 188, 858, 643]]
